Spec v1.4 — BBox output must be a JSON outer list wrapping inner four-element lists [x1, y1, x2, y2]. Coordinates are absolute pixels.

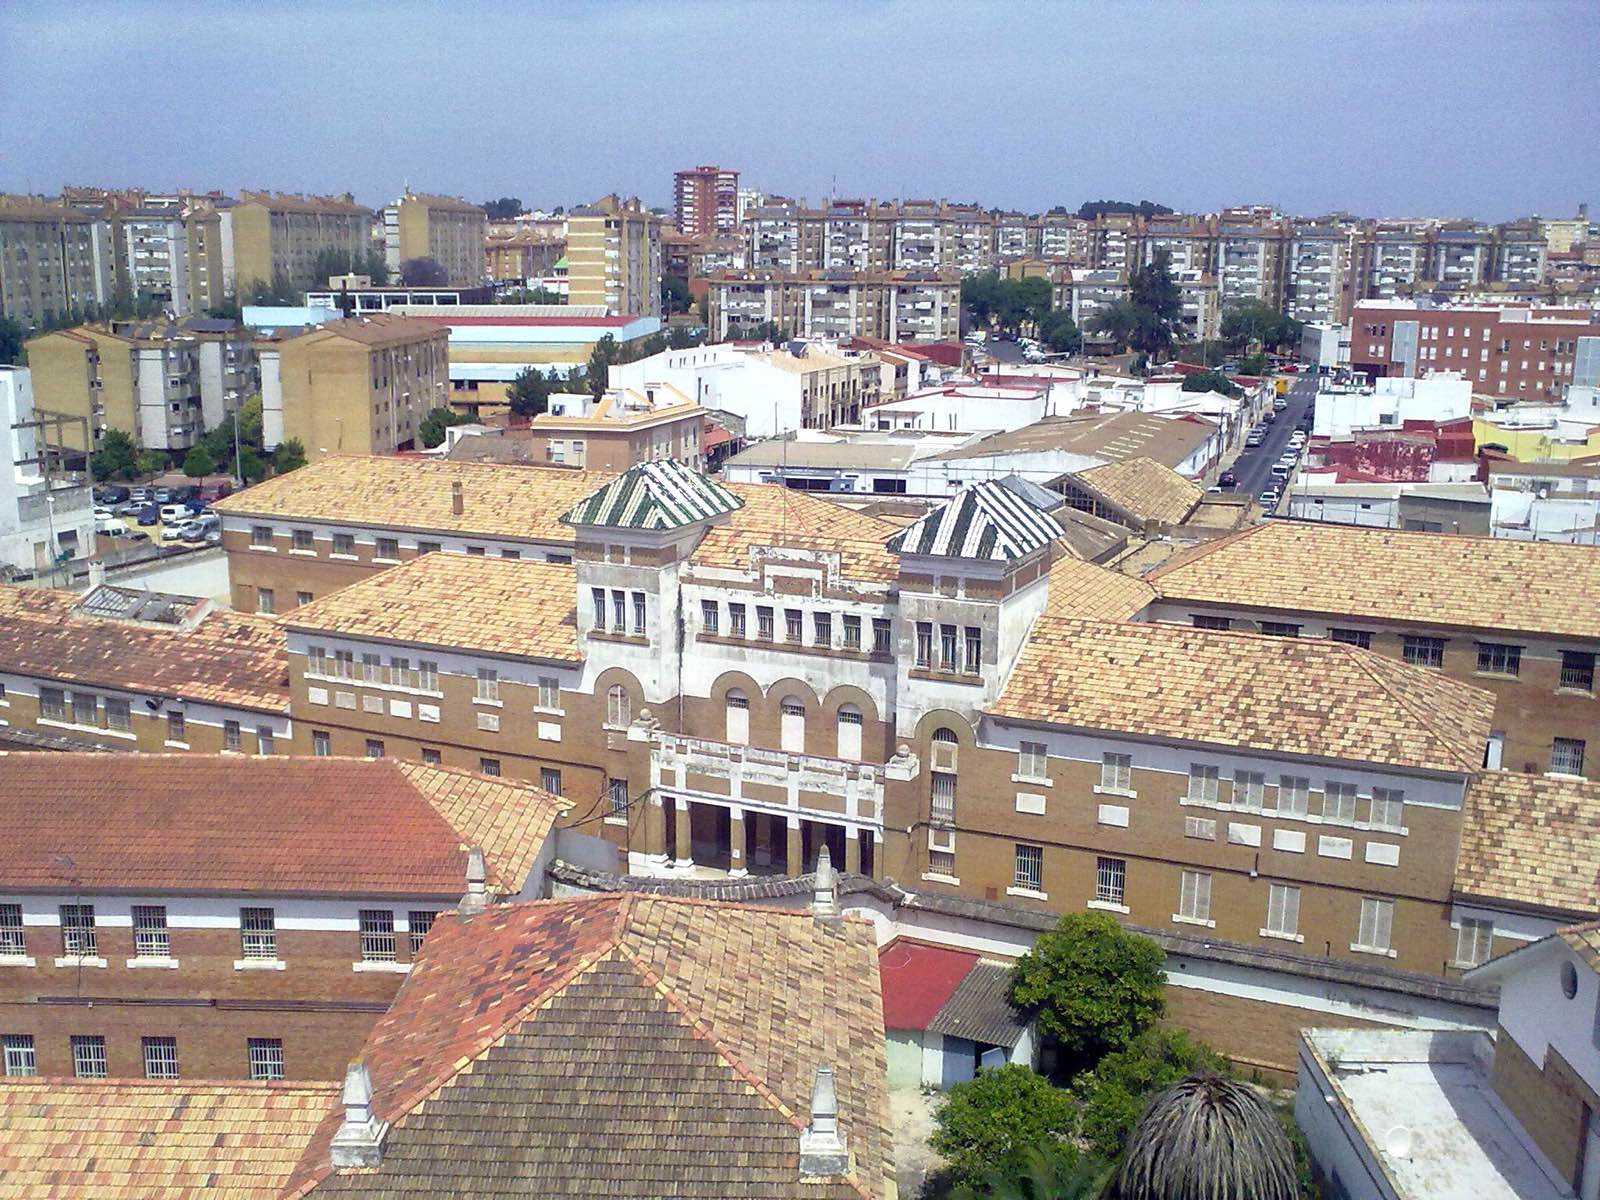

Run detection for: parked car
[[112, 500, 144, 517], [158, 502, 191, 524], [1259, 488, 1280, 507], [198, 480, 233, 503], [124, 529, 151, 542], [128, 486, 154, 504], [1245, 431, 1265, 448], [153, 487, 177, 503], [1269, 463, 1292, 480], [136, 504, 160, 526], [92, 507, 115, 522], [1272, 398, 1288, 412], [95, 516, 129, 537], [93, 485, 129, 505], [162, 523, 193, 543], [181, 515, 221, 542], [1219, 470, 1237, 488]]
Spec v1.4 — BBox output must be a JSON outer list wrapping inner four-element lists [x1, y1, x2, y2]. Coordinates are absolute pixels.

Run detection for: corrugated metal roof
[[887, 479, 1062, 561], [563, 460, 742, 530], [926, 962, 1030, 1049]]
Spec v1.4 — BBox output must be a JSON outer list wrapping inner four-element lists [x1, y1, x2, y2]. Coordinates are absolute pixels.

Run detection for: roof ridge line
[[1144, 521, 1266, 581], [1343, 644, 1477, 771]]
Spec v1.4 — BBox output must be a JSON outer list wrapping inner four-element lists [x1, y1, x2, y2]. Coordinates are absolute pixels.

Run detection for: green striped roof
[[563, 460, 742, 531]]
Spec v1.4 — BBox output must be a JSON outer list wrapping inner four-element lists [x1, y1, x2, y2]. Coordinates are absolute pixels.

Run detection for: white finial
[[812, 843, 837, 918], [459, 847, 488, 915], [330, 1061, 389, 1167], [799, 1065, 849, 1176]]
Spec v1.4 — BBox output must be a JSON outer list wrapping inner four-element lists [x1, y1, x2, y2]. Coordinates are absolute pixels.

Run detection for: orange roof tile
[[690, 484, 902, 584], [1456, 771, 1600, 917], [1071, 455, 1204, 525], [1043, 553, 1157, 621]]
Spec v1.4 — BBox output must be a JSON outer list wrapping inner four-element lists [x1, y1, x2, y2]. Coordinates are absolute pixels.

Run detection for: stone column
[[728, 806, 748, 878], [673, 800, 694, 871], [644, 795, 668, 868], [844, 827, 862, 875], [786, 816, 804, 875]]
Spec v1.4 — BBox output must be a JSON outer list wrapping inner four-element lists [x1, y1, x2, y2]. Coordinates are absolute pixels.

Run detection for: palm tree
[[1117, 1073, 1297, 1200], [951, 1146, 1114, 1200]]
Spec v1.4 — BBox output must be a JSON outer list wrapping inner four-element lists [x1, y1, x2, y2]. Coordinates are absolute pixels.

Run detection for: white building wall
[[1314, 376, 1473, 438], [1498, 943, 1600, 1101]]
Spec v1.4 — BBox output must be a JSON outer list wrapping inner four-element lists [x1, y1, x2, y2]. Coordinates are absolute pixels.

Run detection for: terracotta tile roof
[[928, 411, 1218, 469], [888, 480, 1063, 562], [0, 585, 288, 713], [0, 754, 565, 898], [1071, 455, 1204, 525], [1456, 772, 1600, 917], [1561, 921, 1600, 972], [692, 484, 902, 584], [989, 617, 1495, 773], [0, 1077, 334, 1200], [1044, 553, 1157, 621], [1148, 522, 1600, 640], [285, 894, 892, 1199], [213, 456, 614, 545], [301, 314, 446, 348], [286, 553, 579, 664]]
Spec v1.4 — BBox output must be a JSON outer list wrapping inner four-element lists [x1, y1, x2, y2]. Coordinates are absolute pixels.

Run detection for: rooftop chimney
[[450, 480, 464, 516], [812, 843, 838, 918], [798, 1066, 850, 1177], [458, 846, 488, 916], [329, 1060, 389, 1168]]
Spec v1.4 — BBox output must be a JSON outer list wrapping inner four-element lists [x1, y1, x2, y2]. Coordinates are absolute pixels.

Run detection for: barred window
[[365, 739, 384, 759], [814, 612, 833, 647], [408, 911, 437, 956], [930, 770, 956, 826], [39, 687, 65, 721], [2, 1034, 34, 1077], [1322, 781, 1358, 823], [1329, 627, 1372, 649], [1402, 635, 1445, 669], [479, 757, 501, 777], [71, 692, 96, 725], [1191, 614, 1231, 631], [132, 905, 169, 958], [872, 618, 892, 655], [1277, 776, 1310, 817], [247, 1038, 284, 1081], [963, 626, 982, 673], [143, 1036, 179, 1080], [1560, 651, 1595, 693], [632, 592, 646, 634], [375, 537, 399, 560], [71, 1035, 107, 1078], [700, 599, 719, 634], [591, 587, 606, 629], [359, 910, 396, 962], [332, 533, 355, 556], [931, 728, 959, 772], [940, 624, 959, 670], [1476, 642, 1522, 676], [915, 622, 933, 666], [928, 849, 955, 876], [1370, 788, 1405, 832], [729, 603, 747, 638], [1553, 738, 1587, 777], [607, 777, 629, 816], [1178, 871, 1212, 922], [312, 730, 331, 756], [1014, 844, 1043, 892], [250, 524, 272, 547], [540, 768, 563, 796], [60, 904, 95, 956], [612, 590, 627, 631], [1095, 857, 1126, 905], [292, 528, 313, 551], [0, 904, 24, 957], [785, 608, 803, 643], [757, 606, 775, 640], [842, 614, 861, 650], [1260, 621, 1300, 638], [167, 711, 185, 743], [223, 720, 241, 751], [240, 907, 276, 960], [105, 698, 131, 731]]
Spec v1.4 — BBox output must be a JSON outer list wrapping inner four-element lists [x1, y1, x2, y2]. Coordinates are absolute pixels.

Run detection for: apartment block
[[228, 191, 374, 294], [0, 366, 95, 577], [0, 197, 111, 324], [673, 164, 739, 238], [381, 192, 486, 285], [0, 753, 563, 1081], [519, 385, 705, 471], [565, 194, 662, 317], [483, 228, 565, 282], [257, 314, 448, 460], [705, 270, 961, 343], [24, 318, 258, 453]]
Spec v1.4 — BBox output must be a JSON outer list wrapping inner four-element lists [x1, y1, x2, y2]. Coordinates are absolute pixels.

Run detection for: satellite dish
[[1383, 1126, 1414, 1159]]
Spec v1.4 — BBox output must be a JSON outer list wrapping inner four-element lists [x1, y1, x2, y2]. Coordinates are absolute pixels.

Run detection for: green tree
[[1036, 309, 1081, 354], [1127, 250, 1182, 358], [1221, 301, 1302, 352], [660, 272, 691, 316], [135, 449, 168, 478], [949, 1145, 1113, 1200], [0, 316, 24, 365], [1181, 369, 1242, 399], [1086, 300, 1139, 353], [418, 406, 472, 449], [1238, 352, 1269, 376], [963, 270, 1002, 327], [507, 366, 557, 418], [273, 439, 307, 474], [206, 298, 243, 322], [667, 325, 705, 350], [586, 333, 620, 400], [1073, 1028, 1229, 1159], [1009, 913, 1166, 1076], [481, 197, 524, 220], [931, 1066, 1079, 1187], [1118, 1074, 1298, 1200], [91, 428, 140, 481], [181, 444, 216, 478], [362, 249, 391, 286], [400, 257, 448, 287]]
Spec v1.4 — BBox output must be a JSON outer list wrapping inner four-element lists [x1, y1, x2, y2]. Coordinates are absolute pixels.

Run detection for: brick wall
[[1490, 1026, 1597, 1186]]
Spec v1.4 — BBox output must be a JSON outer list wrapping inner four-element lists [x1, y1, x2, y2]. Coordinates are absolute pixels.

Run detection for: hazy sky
[[2, 0, 1595, 222]]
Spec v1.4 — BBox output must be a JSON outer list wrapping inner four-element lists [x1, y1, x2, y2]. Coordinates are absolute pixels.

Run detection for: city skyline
[[1, 0, 1595, 223]]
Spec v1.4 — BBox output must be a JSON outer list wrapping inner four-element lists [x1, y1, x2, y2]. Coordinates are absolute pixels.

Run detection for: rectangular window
[[251, 525, 272, 548], [872, 618, 892, 655], [240, 907, 276, 960], [1184, 816, 1216, 840], [963, 626, 982, 673], [71, 1035, 107, 1079], [591, 587, 607, 629], [1178, 871, 1212, 922], [729, 603, 747, 638], [929, 849, 956, 876], [143, 1036, 179, 1079], [359, 910, 396, 962], [60, 904, 96, 956], [416, 660, 438, 692], [785, 608, 803, 643], [1561, 651, 1596, 692], [537, 675, 560, 710], [1191, 614, 1232, 631], [476, 668, 499, 702], [361, 653, 382, 683], [780, 701, 806, 753], [418, 540, 441, 555], [132, 905, 169, 958], [930, 770, 956, 825], [1100, 753, 1132, 792], [540, 767, 563, 795], [2, 1034, 34, 1077], [248, 1038, 284, 1081], [1277, 776, 1310, 817], [292, 528, 313, 552], [939, 624, 958, 669], [71, 691, 96, 726], [1266, 885, 1301, 938], [915, 621, 933, 666], [1018, 741, 1049, 781], [1259, 621, 1301, 638], [365, 739, 384, 759], [632, 591, 646, 634], [1476, 642, 1522, 676], [39, 687, 65, 721], [1234, 771, 1266, 810], [374, 537, 399, 560], [479, 757, 501, 777], [332, 533, 355, 556], [1454, 919, 1494, 968], [1553, 738, 1587, 777], [223, 720, 241, 751], [1356, 897, 1394, 953], [0, 904, 24, 957], [307, 646, 329, 676], [1322, 781, 1358, 823], [257, 726, 274, 755], [104, 698, 130, 731], [500, 549, 520, 560], [420, 747, 441, 765], [466, 545, 486, 556], [612, 590, 627, 632], [1014, 844, 1043, 891], [1402, 635, 1444, 668], [312, 730, 330, 756], [388, 656, 415, 689], [408, 911, 437, 956], [701, 599, 719, 634], [607, 777, 629, 816], [1369, 787, 1404, 832], [1186, 764, 1220, 803], [1329, 628, 1372, 649], [757, 606, 775, 641], [1095, 857, 1126, 906], [842, 614, 861, 650], [814, 612, 833, 647], [166, 710, 185, 743]]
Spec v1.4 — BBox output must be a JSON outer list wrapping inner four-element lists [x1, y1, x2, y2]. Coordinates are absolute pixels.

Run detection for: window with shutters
[[1265, 885, 1301, 938], [836, 706, 862, 761], [1322, 781, 1358, 823], [725, 690, 749, 744], [780, 700, 806, 753], [1355, 897, 1395, 954], [1186, 764, 1220, 803], [606, 686, 630, 729], [1177, 871, 1212, 923], [1454, 919, 1494, 968]]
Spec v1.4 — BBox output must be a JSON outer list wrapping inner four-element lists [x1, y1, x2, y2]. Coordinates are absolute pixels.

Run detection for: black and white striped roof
[[887, 480, 1062, 562], [562, 460, 742, 531]]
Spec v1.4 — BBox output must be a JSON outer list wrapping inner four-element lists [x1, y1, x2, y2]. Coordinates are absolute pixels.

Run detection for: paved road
[[975, 337, 1026, 365], [1227, 371, 1318, 500]]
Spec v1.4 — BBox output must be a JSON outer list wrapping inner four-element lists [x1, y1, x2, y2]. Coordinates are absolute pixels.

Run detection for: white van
[[158, 502, 191, 524], [95, 516, 129, 537], [1269, 462, 1292, 480]]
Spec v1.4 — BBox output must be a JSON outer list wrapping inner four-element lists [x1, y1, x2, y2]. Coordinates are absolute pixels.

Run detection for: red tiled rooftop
[[878, 938, 979, 1031]]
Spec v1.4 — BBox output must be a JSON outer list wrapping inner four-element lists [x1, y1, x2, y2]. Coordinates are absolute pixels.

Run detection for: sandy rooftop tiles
[[1149, 521, 1600, 640], [692, 484, 903, 583], [0, 585, 288, 712], [287, 552, 579, 663], [1043, 553, 1157, 621], [214, 455, 614, 543], [0, 1077, 335, 1200], [990, 616, 1495, 773], [1073, 455, 1204, 525], [1456, 772, 1600, 916]]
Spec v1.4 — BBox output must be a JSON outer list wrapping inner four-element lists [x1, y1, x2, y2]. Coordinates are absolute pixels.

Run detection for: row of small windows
[[250, 526, 565, 564], [1, 1034, 285, 1081], [305, 650, 564, 711], [0, 903, 434, 964], [719, 691, 865, 759], [914, 622, 983, 674], [35, 689, 276, 753], [698, 599, 893, 656]]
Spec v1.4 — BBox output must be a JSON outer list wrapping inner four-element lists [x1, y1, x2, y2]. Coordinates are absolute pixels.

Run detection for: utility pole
[[234, 408, 243, 483]]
